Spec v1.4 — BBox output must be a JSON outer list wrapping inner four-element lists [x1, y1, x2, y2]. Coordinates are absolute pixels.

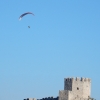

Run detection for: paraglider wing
[[19, 12, 34, 20]]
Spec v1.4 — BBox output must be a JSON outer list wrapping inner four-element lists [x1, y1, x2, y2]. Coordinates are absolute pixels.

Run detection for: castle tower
[[59, 77, 91, 100], [24, 77, 95, 100]]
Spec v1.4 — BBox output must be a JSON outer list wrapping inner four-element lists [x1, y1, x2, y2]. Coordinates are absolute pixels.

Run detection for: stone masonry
[[24, 77, 96, 100]]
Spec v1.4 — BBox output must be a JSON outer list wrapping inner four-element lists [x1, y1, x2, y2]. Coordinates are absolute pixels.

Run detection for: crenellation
[[51, 96, 53, 99], [67, 78, 69, 81], [80, 78, 91, 82], [81, 77, 85, 82], [71, 77, 74, 82], [76, 77, 80, 81], [88, 78, 91, 82], [84, 78, 88, 81], [65, 78, 74, 82], [48, 97, 50, 99], [67, 78, 70, 81], [65, 77, 91, 82]]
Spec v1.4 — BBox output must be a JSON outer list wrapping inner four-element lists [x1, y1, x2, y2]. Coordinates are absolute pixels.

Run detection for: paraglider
[[19, 12, 34, 20], [28, 26, 30, 28], [19, 12, 34, 28]]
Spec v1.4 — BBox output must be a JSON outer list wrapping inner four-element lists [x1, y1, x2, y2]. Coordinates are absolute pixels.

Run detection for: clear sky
[[0, 0, 100, 100]]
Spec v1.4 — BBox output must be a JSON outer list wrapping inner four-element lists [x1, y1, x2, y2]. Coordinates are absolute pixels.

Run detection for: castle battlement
[[64, 77, 91, 82], [24, 77, 95, 100], [42, 97, 54, 99]]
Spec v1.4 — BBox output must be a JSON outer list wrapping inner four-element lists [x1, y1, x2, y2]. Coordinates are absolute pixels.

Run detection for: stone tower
[[59, 77, 92, 100]]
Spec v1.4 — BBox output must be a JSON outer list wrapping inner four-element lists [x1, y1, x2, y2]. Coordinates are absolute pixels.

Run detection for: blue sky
[[0, 0, 100, 100]]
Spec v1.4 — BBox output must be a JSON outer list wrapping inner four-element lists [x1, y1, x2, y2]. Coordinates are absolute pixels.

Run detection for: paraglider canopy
[[19, 12, 34, 20]]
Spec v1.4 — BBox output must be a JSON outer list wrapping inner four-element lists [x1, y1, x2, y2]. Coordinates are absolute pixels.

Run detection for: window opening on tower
[[77, 87, 79, 90]]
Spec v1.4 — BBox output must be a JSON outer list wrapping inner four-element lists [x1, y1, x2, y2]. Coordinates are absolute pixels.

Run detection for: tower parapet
[[64, 77, 91, 82]]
